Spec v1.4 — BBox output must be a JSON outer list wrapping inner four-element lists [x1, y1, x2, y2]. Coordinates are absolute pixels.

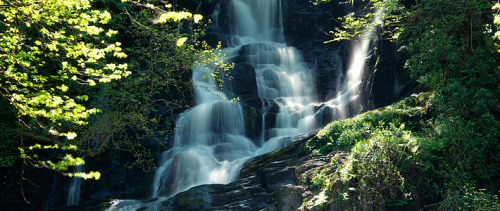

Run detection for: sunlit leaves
[[492, 3, 500, 48], [158, 11, 203, 23], [19, 144, 99, 179], [63, 132, 78, 140], [310, 0, 330, 6], [0, 0, 128, 128], [325, 0, 403, 41], [176, 37, 188, 46], [0, 0, 129, 180], [69, 171, 101, 180]]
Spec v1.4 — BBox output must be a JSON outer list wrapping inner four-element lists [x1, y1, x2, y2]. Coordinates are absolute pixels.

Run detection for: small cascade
[[324, 9, 383, 119], [230, 0, 284, 43], [67, 160, 84, 206]]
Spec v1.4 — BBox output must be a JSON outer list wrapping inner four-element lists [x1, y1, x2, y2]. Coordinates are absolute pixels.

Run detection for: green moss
[[174, 192, 205, 210], [307, 92, 431, 154]]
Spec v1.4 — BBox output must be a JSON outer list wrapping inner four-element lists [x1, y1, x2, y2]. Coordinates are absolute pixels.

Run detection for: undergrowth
[[302, 92, 500, 210]]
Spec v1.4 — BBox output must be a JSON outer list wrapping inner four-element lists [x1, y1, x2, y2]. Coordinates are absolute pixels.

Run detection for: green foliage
[[308, 91, 499, 209], [321, 0, 500, 208], [303, 170, 333, 209], [310, 93, 429, 153], [494, 3, 500, 44], [18, 143, 100, 179], [401, 0, 498, 90], [336, 123, 420, 209], [0, 0, 128, 126], [327, 0, 403, 41], [311, 168, 330, 191], [0, 0, 132, 180], [0, 0, 230, 179], [78, 0, 232, 171], [438, 185, 500, 210], [398, 2, 500, 202]]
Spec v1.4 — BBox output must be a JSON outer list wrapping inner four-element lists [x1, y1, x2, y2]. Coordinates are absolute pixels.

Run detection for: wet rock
[[224, 62, 259, 103], [160, 177, 270, 210], [242, 104, 263, 141], [363, 37, 413, 109], [263, 100, 280, 137], [272, 185, 309, 211], [158, 132, 342, 210]]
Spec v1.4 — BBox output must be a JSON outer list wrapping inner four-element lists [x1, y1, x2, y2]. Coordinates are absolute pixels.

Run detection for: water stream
[[67, 163, 84, 206], [324, 9, 383, 119]]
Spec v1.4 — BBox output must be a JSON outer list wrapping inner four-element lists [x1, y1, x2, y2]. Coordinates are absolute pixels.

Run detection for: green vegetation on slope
[[304, 0, 500, 209], [304, 92, 499, 210]]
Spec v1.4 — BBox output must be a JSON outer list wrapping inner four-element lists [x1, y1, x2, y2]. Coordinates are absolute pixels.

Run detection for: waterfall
[[150, 65, 256, 197], [227, 0, 317, 154], [324, 9, 383, 119], [67, 160, 84, 206], [150, 0, 318, 198], [108, 1, 379, 210]]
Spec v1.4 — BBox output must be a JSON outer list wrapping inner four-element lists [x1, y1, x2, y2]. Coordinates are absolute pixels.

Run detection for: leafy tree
[[76, 0, 232, 171], [0, 0, 231, 175], [0, 0, 128, 128], [0, 0, 129, 178], [0, 0, 230, 206]]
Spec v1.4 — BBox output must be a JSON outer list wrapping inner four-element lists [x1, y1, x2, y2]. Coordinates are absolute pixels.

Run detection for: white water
[[150, 0, 318, 198], [108, 1, 379, 210], [324, 9, 383, 119], [67, 161, 84, 206], [150, 65, 256, 197]]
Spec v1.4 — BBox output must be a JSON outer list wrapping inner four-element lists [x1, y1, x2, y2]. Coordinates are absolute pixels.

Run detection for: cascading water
[[150, 0, 319, 199], [229, 0, 317, 151], [108, 1, 379, 210], [67, 162, 84, 206], [324, 9, 383, 119], [150, 65, 257, 197]]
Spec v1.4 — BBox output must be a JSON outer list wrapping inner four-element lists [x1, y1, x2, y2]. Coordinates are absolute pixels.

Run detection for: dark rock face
[[81, 151, 154, 201], [272, 185, 309, 211], [0, 147, 159, 211], [0, 166, 66, 211], [242, 104, 263, 141], [363, 37, 415, 109], [282, 0, 347, 102], [225, 62, 259, 101], [160, 177, 270, 210]]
